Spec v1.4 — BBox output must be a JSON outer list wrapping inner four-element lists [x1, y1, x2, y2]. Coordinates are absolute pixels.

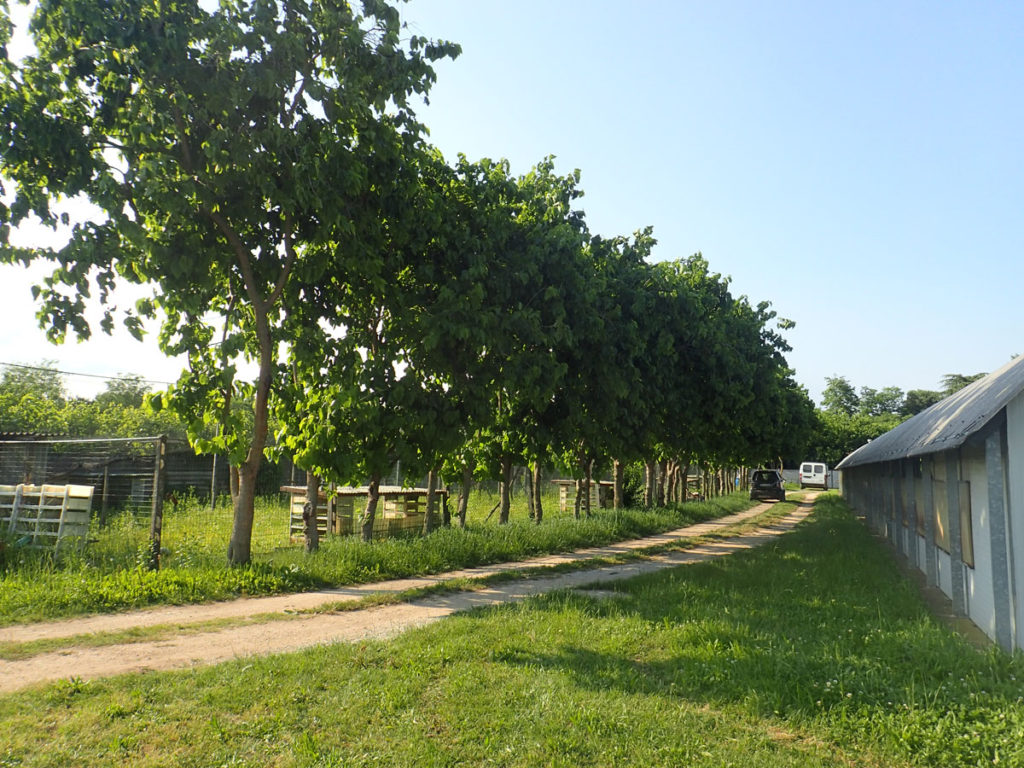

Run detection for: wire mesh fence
[[0, 434, 629, 568], [0, 436, 297, 562], [0, 436, 160, 526]]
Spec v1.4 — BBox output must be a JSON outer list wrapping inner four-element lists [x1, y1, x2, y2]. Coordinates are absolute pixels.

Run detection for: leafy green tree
[[94, 375, 149, 410], [277, 148, 454, 541], [806, 410, 901, 466], [858, 385, 904, 416], [470, 159, 589, 524], [0, 361, 66, 405], [560, 229, 657, 512], [901, 388, 943, 417], [821, 376, 859, 415], [0, 0, 458, 564], [277, 150, 530, 539], [646, 256, 723, 492], [0, 391, 68, 433], [941, 372, 986, 394], [0, 362, 185, 437], [545, 232, 620, 519], [0, 361, 73, 434]]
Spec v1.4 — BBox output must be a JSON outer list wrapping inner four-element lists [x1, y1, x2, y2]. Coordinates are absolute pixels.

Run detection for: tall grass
[[0, 490, 750, 624], [1, 494, 1019, 767]]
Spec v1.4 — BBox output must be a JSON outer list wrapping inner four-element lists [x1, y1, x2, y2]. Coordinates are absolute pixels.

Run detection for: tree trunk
[[532, 462, 543, 524], [525, 466, 535, 520], [613, 458, 623, 510], [361, 473, 382, 542], [584, 459, 593, 518], [303, 471, 320, 554], [657, 459, 668, 507], [498, 455, 513, 524], [441, 481, 452, 527], [227, 461, 257, 564], [229, 464, 240, 509], [644, 461, 657, 507], [573, 477, 583, 520], [227, 305, 276, 564], [458, 464, 472, 529], [423, 467, 438, 535], [665, 459, 677, 504]]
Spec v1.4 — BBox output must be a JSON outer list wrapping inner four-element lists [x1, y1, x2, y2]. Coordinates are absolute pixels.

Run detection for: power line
[[0, 361, 174, 387]]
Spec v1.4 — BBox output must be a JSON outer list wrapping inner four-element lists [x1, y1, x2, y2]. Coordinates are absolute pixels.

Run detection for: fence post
[[210, 453, 218, 511], [149, 435, 167, 571], [100, 466, 110, 528]]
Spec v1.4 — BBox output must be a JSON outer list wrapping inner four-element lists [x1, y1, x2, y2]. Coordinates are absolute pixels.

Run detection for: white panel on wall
[[1004, 393, 1024, 649]]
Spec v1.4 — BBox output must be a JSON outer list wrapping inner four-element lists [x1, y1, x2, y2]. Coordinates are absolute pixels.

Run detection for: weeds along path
[[1, 497, 817, 693]]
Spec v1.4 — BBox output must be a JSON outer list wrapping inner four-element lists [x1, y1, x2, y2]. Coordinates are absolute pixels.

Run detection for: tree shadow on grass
[[468, 496, 1024, 767]]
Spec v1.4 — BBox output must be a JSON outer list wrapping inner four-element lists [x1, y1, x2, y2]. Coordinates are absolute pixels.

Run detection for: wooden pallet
[[0, 483, 95, 551], [282, 486, 446, 540]]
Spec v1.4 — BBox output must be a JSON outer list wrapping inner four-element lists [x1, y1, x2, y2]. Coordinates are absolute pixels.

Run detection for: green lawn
[[0, 490, 751, 624], [2, 494, 1020, 767]]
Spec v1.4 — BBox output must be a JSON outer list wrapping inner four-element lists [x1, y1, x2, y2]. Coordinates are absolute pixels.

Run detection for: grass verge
[[0, 493, 751, 625], [2, 494, 1021, 767], [1, 498, 801, 659]]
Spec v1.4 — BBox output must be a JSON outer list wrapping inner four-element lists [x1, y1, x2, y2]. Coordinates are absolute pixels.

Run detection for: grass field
[[0, 489, 751, 624], [1, 494, 1020, 767]]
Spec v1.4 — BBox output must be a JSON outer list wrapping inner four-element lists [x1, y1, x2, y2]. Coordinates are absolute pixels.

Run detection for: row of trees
[[0, 0, 811, 563], [819, 373, 986, 419], [807, 372, 988, 465]]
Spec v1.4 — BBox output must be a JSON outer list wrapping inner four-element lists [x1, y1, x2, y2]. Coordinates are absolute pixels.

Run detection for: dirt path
[[0, 498, 816, 693]]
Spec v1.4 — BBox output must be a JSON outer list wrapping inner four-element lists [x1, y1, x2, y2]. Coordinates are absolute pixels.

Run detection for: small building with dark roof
[[837, 355, 1024, 651]]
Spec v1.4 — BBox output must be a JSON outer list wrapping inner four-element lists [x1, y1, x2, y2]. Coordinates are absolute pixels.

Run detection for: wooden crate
[[552, 480, 610, 513], [382, 493, 424, 519], [333, 496, 355, 535], [282, 486, 445, 541], [284, 487, 331, 540]]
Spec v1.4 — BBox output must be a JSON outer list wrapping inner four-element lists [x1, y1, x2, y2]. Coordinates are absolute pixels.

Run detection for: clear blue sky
[[2, 0, 1022, 402]]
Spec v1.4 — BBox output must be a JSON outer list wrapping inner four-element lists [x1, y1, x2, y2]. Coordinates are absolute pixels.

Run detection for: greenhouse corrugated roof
[[836, 355, 1024, 470]]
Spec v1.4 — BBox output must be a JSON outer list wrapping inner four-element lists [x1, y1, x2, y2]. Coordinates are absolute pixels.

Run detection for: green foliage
[[858, 385, 904, 416], [941, 372, 987, 394], [2, 0, 814, 558], [0, 361, 66, 404], [0, 361, 185, 437], [0, 0, 460, 563], [806, 410, 902, 467], [810, 370, 994, 464], [637, 256, 813, 468], [902, 388, 944, 417], [93, 375, 149, 410], [821, 375, 860, 415]]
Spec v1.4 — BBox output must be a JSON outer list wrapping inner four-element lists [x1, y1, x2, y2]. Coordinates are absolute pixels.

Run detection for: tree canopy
[[808, 370, 994, 465], [0, 361, 185, 438], [0, 0, 458, 562], [2, 0, 815, 553]]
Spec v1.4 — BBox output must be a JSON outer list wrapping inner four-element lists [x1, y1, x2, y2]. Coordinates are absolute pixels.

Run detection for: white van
[[799, 462, 828, 489]]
